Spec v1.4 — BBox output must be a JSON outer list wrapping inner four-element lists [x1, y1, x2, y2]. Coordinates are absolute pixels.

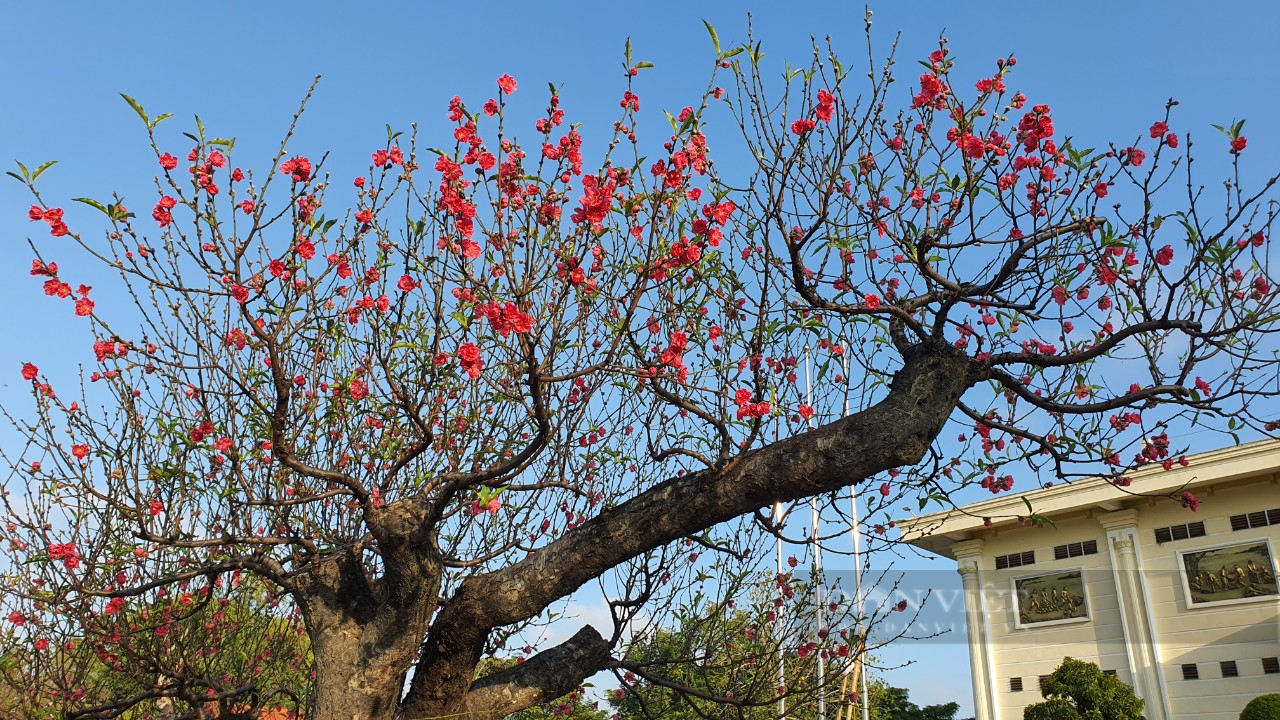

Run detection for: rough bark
[[398, 340, 977, 719], [299, 537, 442, 720]]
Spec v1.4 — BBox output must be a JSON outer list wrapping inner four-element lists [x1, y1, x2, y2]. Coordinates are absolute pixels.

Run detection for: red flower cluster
[[975, 75, 1007, 94], [28, 205, 69, 237], [814, 88, 836, 122], [225, 328, 248, 350], [790, 118, 816, 136], [658, 331, 691, 382], [572, 174, 617, 228], [32, 259, 72, 302], [280, 156, 312, 183], [189, 420, 216, 444], [1236, 231, 1266, 249], [93, 339, 129, 362], [1016, 105, 1054, 152], [457, 342, 483, 379], [152, 195, 177, 227], [947, 127, 1009, 159], [911, 72, 948, 110], [372, 147, 404, 168], [1194, 376, 1213, 397], [480, 301, 534, 338], [1180, 491, 1200, 512], [734, 388, 770, 420], [49, 542, 80, 570], [497, 73, 517, 95]]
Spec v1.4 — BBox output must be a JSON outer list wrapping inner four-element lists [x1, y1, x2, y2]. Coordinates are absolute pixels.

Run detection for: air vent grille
[[1154, 521, 1206, 544], [1054, 539, 1099, 560], [995, 550, 1036, 570], [1230, 508, 1280, 531]]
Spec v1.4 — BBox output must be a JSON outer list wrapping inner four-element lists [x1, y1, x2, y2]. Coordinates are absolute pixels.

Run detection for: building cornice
[[897, 438, 1280, 559]]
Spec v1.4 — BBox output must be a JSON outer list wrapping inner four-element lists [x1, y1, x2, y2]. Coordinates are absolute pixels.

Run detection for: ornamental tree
[[1022, 657, 1144, 720], [3, 19, 1279, 720]]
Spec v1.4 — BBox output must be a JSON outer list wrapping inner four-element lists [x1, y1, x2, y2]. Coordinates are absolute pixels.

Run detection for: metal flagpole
[[775, 500, 787, 718], [806, 346, 826, 720], [842, 342, 871, 720]]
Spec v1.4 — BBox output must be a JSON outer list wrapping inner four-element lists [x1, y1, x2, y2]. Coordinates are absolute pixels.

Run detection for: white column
[[1099, 510, 1170, 720], [953, 540, 997, 720]]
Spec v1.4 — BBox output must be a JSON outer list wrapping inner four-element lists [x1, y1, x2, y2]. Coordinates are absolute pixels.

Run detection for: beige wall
[[1134, 477, 1279, 720], [966, 477, 1278, 720]]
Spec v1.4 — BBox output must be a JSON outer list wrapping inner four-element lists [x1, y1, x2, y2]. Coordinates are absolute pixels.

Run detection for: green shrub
[[1022, 657, 1144, 720], [1023, 697, 1083, 720], [1241, 694, 1280, 720]]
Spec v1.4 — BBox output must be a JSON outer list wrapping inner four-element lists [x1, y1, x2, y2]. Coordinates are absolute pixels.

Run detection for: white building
[[898, 440, 1280, 720]]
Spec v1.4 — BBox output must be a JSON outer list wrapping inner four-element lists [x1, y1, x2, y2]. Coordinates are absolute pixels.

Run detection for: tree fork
[[400, 341, 976, 719]]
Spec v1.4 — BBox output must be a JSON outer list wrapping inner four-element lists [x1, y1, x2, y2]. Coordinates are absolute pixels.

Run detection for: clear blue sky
[[3, 2, 1279, 715]]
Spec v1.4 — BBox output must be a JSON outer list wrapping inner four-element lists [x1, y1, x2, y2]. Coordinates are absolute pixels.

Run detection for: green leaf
[[1029, 513, 1057, 528], [635, 61, 654, 69], [624, 37, 632, 67], [207, 137, 236, 149], [15, 160, 30, 180], [194, 115, 206, 140], [703, 20, 720, 54], [72, 197, 111, 216], [149, 112, 174, 130], [4, 171, 24, 183], [721, 46, 745, 60], [31, 160, 57, 181], [120, 93, 149, 125]]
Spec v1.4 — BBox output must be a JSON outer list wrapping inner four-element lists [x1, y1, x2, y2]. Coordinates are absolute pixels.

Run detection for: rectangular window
[[1154, 521, 1206, 543], [1102, 669, 1117, 677], [1263, 657, 1280, 675], [1038, 675, 1049, 692], [1221, 660, 1239, 678], [995, 550, 1036, 570], [1230, 508, 1280, 531], [1182, 663, 1200, 681], [1010, 677, 1023, 692], [1053, 539, 1100, 560]]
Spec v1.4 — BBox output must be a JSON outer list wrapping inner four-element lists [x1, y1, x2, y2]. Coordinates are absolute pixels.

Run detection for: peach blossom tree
[[3, 22, 1278, 720]]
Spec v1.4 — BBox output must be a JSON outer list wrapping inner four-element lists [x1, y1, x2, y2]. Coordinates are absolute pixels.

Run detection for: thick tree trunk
[[310, 618, 419, 720], [398, 341, 978, 719], [297, 545, 441, 720]]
